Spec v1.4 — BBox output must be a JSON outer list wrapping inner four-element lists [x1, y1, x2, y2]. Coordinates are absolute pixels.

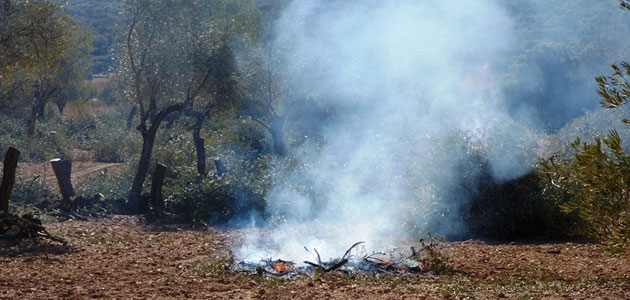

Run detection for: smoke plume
[[235, 0, 627, 262]]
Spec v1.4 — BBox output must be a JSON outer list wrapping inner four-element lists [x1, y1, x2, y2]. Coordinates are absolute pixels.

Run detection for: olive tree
[[0, 0, 71, 86], [121, 0, 259, 211], [0, 0, 90, 136]]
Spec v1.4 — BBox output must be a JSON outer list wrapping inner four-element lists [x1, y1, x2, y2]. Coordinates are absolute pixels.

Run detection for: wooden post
[[0, 147, 20, 213], [214, 159, 227, 177], [150, 163, 167, 212], [50, 159, 75, 204]]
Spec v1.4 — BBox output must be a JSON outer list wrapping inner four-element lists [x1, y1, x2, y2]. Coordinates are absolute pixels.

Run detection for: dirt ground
[[0, 216, 628, 299]]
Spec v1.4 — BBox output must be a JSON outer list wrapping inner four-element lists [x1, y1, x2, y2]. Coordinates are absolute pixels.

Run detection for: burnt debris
[[233, 241, 432, 278]]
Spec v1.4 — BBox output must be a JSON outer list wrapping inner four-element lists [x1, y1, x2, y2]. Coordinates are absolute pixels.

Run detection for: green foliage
[[119, 0, 260, 113], [596, 62, 630, 121], [166, 174, 258, 224], [0, 104, 138, 163], [1, 0, 94, 136], [0, 0, 73, 86], [75, 164, 136, 209], [88, 113, 140, 163], [54, 22, 94, 103], [150, 123, 269, 223], [543, 131, 630, 253], [0, 118, 71, 161], [11, 176, 53, 206]]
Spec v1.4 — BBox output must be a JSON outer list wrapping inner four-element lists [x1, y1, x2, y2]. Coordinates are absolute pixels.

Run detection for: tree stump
[[151, 163, 167, 212], [0, 147, 20, 213], [50, 159, 75, 206]]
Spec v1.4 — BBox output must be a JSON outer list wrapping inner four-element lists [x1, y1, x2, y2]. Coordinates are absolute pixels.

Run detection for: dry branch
[[303, 241, 365, 273]]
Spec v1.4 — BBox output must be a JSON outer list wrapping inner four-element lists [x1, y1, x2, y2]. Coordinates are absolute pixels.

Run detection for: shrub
[[0, 118, 71, 162], [146, 122, 270, 224], [11, 177, 54, 206], [538, 58, 630, 254], [74, 163, 135, 211], [542, 131, 630, 253]]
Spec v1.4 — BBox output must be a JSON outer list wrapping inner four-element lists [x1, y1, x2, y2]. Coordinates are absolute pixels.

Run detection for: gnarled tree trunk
[[127, 103, 183, 213]]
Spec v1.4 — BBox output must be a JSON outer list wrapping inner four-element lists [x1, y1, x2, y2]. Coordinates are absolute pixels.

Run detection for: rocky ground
[[0, 216, 629, 300]]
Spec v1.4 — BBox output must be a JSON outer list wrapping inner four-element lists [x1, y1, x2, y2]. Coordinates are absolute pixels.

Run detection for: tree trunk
[[56, 100, 67, 114], [127, 103, 183, 213], [0, 147, 20, 213], [27, 94, 48, 137], [270, 115, 286, 156], [27, 104, 39, 137], [192, 116, 206, 176], [150, 163, 167, 213], [126, 106, 137, 129], [37, 101, 46, 121], [50, 159, 75, 207], [127, 131, 157, 213]]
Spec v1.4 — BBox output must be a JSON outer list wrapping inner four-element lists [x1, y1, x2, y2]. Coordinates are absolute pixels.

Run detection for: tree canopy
[[0, 0, 74, 87]]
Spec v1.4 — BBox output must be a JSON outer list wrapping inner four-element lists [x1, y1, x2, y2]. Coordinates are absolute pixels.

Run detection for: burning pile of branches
[[233, 240, 447, 277]]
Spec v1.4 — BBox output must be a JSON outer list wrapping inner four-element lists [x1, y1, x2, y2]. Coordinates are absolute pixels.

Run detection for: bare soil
[[1, 216, 628, 299]]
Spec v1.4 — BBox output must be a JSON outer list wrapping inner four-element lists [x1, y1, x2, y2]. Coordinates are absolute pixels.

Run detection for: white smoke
[[235, 0, 544, 263]]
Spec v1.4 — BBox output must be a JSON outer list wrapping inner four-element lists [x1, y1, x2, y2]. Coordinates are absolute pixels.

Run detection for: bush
[[542, 131, 630, 253], [538, 58, 630, 254], [11, 177, 54, 206], [167, 174, 265, 225], [91, 129, 139, 163], [74, 163, 135, 211], [144, 122, 269, 224]]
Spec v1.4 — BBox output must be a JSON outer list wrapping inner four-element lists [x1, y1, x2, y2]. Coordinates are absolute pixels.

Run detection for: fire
[[273, 261, 292, 272]]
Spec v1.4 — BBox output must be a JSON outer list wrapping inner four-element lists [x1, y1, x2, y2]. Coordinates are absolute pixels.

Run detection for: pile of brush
[[233, 241, 435, 278], [0, 212, 64, 243], [34, 193, 107, 221]]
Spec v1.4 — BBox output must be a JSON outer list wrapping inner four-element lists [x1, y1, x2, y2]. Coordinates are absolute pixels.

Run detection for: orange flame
[[274, 261, 292, 272]]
